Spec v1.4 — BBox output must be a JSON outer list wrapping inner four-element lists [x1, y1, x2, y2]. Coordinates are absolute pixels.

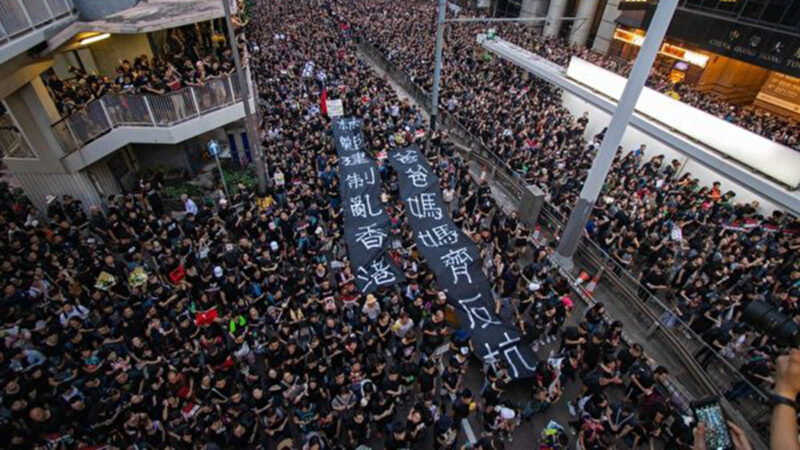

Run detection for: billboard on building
[[667, 9, 800, 78], [756, 72, 800, 117]]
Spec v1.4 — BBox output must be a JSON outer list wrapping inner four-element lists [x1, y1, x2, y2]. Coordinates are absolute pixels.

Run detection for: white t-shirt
[[443, 188, 455, 203]]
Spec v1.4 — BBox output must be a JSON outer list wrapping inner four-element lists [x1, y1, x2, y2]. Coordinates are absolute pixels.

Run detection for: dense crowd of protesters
[[0, 0, 724, 448], [354, 1, 799, 150], [44, 21, 245, 117], [349, 0, 799, 373]]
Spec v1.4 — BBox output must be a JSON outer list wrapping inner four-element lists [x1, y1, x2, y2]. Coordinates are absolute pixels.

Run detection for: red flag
[[195, 306, 218, 326], [320, 87, 328, 116], [169, 265, 186, 284]]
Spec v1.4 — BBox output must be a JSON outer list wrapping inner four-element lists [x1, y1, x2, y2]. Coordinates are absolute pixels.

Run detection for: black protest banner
[[333, 118, 404, 293], [389, 145, 538, 379]]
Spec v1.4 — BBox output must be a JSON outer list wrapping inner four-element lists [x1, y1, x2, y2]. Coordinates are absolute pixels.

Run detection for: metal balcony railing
[[0, 0, 74, 42], [0, 113, 21, 157], [52, 72, 246, 151]]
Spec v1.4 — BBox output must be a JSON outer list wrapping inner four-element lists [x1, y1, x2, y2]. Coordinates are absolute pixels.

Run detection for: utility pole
[[222, 0, 268, 194], [208, 140, 230, 199], [430, 0, 446, 131], [553, 0, 678, 270]]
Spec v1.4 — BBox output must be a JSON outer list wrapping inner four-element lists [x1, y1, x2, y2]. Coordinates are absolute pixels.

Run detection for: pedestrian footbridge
[[481, 36, 800, 215]]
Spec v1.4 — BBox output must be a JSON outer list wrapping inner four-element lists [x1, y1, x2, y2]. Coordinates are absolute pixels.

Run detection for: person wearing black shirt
[[626, 362, 655, 402], [264, 406, 290, 443], [617, 343, 644, 376], [725, 352, 774, 402], [229, 420, 257, 448], [441, 361, 461, 403], [582, 331, 606, 372], [418, 359, 437, 397], [384, 422, 410, 450], [422, 310, 447, 355], [559, 323, 587, 355], [639, 265, 667, 301], [434, 414, 457, 450], [162, 215, 183, 245], [345, 409, 370, 447], [452, 388, 473, 423], [27, 406, 63, 443], [142, 181, 165, 218], [694, 326, 731, 369], [583, 353, 622, 397], [370, 392, 395, 438], [382, 368, 403, 405], [626, 360, 669, 404]]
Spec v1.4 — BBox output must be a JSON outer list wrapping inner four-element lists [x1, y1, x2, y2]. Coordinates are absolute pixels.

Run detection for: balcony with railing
[[0, 113, 34, 158], [54, 72, 245, 151], [0, 0, 75, 62], [52, 71, 250, 171]]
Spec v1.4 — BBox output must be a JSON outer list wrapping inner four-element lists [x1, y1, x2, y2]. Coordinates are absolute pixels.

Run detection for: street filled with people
[[350, 0, 799, 377], [0, 0, 798, 449], [352, 0, 799, 151]]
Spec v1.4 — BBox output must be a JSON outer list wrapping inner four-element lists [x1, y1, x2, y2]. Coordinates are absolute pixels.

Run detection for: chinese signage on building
[[668, 9, 800, 78]]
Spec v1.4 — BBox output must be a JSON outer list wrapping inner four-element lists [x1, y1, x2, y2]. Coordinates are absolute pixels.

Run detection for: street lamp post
[[552, 0, 679, 270], [430, 0, 446, 131], [222, 0, 268, 194]]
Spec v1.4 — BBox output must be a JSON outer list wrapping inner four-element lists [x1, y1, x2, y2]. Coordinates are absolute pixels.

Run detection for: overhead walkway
[[481, 37, 800, 215]]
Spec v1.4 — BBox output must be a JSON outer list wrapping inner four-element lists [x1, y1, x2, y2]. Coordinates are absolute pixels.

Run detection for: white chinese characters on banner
[[356, 260, 397, 292], [456, 294, 501, 329], [337, 134, 363, 154], [407, 193, 443, 220], [394, 149, 419, 165], [405, 165, 430, 188], [440, 247, 474, 284], [482, 333, 538, 378], [341, 152, 370, 167], [389, 144, 539, 379], [336, 117, 360, 131], [418, 224, 458, 248], [345, 167, 377, 189], [348, 194, 382, 219], [354, 223, 387, 250], [335, 117, 403, 294]]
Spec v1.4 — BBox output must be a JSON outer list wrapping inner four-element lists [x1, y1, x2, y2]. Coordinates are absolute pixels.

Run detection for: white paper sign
[[326, 99, 344, 117]]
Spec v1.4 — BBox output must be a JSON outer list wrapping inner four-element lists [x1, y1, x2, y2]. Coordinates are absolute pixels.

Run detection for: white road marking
[[461, 418, 477, 444]]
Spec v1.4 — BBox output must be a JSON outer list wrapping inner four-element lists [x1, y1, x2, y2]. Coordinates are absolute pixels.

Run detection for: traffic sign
[[207, 140, 221, 156]]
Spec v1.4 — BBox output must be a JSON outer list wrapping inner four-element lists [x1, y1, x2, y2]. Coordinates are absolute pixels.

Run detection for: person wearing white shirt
[[443, 186, 456, 213], [59, 303, 89, 327], [181, 194, 198, 216]]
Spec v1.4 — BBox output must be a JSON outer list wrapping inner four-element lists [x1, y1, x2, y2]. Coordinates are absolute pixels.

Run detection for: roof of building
[[45, 0, 233, 53]]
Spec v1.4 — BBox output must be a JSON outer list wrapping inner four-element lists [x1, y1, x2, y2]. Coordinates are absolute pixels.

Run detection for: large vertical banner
[[334, 118, 404, 293], [389, 145, 538, 379]]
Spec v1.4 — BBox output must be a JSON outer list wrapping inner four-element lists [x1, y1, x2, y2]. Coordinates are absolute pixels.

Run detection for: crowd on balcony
[[44, 24, 242, 118], [1, 0, 771, 449]]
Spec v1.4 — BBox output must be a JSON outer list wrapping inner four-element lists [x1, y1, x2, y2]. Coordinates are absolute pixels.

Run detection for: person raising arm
[[771, 348, 800, 450]]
